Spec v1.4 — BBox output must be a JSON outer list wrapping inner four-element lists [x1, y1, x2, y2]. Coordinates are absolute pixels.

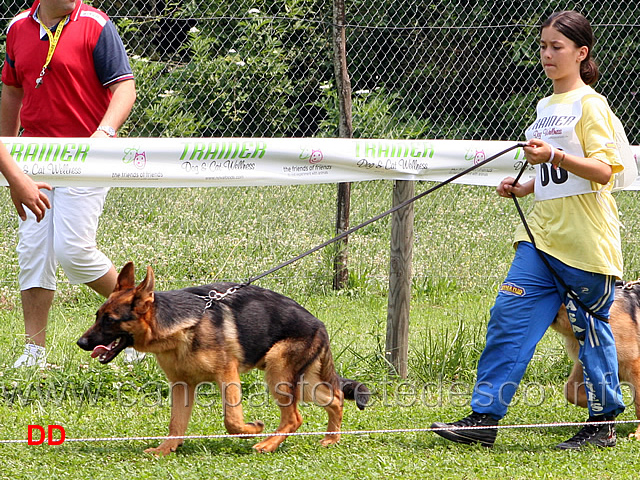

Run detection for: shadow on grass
[[68, 437, 261, 457]]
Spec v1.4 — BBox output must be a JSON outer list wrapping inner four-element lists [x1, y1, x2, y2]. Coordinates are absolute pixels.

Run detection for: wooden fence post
[[386, 180, 415, 378], [332, 0, 353, 289]]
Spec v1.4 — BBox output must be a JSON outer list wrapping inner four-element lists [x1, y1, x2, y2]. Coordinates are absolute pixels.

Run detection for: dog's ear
[[133, 266, 155, 313], [115, 262, 136, 291], [136, 266, 155, 294]]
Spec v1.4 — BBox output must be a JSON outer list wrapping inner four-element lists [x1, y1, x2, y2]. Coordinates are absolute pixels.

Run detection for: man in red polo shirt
[[1, 0, 136, 367]]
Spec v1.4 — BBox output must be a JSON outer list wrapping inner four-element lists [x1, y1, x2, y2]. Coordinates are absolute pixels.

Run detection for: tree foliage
[[14, 0, 636, 142]]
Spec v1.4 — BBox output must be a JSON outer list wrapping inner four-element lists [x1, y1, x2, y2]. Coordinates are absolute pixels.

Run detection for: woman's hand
[[496, 176, 534, 198], [523, 139, 553, 165], [523, 139, 613, 185]]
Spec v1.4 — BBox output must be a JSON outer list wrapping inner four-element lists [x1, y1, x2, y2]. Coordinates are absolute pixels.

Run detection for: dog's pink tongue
[[91, 345, 111, 358]]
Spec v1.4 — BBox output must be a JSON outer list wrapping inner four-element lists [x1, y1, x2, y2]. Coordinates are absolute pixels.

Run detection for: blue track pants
[[471, 241, 625, 419]]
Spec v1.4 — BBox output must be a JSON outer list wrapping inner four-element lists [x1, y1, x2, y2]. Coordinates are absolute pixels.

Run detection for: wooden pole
[[332, 0, 353, 290], [386, 180, 414, 378]]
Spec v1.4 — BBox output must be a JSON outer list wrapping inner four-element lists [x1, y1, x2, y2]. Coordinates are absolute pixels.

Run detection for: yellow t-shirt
[[515, 86, 624, 278]]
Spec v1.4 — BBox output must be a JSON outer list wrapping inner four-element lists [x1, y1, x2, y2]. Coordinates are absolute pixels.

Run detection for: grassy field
[[1, 184, 639, 479]]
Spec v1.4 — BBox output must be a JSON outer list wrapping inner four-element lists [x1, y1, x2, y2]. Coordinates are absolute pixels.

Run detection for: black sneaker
[[431, 412, 499, 447], [556, 416, 617, 450]]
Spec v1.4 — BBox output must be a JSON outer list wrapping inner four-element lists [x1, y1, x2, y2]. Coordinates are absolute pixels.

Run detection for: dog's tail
[[338, 376, 370, 410]]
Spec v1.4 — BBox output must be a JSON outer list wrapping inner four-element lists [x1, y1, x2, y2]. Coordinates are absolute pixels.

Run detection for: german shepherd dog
[[552, 281, 640, 439], [77, 262, 370, 455]]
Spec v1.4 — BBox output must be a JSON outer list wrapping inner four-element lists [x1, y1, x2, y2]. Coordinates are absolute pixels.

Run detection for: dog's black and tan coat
[[78, 262, 369, 455], [553, 280, 640, 439]]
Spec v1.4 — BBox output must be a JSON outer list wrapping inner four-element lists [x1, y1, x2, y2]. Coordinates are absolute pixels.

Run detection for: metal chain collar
[[197, 285, 241, 310], [622, 279, 640, 290]]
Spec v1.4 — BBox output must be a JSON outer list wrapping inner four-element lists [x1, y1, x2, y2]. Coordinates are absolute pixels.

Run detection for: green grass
[[1, 185, 640, 479]]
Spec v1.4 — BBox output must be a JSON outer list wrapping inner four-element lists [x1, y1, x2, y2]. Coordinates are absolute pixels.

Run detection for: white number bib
[[525, 95, 594, 201]]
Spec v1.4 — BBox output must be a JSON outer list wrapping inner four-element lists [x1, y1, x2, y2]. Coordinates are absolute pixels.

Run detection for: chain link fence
[[76, 0, 639, 142], [0, 1, 639, 291]]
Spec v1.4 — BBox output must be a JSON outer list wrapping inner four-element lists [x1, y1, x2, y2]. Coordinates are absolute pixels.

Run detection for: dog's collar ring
[[201, 285, 240, 310]]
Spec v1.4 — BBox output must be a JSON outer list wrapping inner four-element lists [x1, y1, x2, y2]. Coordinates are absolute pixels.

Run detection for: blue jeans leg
[[545, 255, 625, 418], [471, 242, 562, 419], [471, 242, 625, 419]]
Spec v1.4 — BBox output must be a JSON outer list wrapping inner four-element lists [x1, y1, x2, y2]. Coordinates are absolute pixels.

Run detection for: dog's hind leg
[[308, 380, 344, 447], [145, 381, 195, 456], [319, 395, 343, 447], [252, 353, 304, 453], [564, 362, 588, 408], [626, 358, 640, 439], [301, 365, 344, 447], [253, 381, 302, 453]]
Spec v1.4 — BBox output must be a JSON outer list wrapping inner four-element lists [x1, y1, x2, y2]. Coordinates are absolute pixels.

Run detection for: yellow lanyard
[[35, 15, 69, 89]]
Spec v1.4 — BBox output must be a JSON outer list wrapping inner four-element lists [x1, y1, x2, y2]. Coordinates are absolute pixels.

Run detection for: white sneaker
[[13, 344, 47, 368], [123, 346, 146, 363]]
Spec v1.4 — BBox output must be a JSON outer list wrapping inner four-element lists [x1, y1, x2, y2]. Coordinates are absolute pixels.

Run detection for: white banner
[[2, 137, 640, 189]]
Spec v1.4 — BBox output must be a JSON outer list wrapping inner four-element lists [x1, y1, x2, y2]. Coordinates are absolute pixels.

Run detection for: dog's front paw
[[144, 440, 182, 456]]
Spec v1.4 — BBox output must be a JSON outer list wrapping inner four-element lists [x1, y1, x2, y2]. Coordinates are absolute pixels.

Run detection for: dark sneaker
[[556, 416, 617, 450], [431, 412, 499, 447]]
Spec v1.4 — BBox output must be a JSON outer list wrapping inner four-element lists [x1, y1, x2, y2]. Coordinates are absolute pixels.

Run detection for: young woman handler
[[432, 10, 627, 450]]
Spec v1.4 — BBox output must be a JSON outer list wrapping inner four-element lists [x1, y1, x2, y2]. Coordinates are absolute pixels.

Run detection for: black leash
[[243, 142, 527, 286], [510, 162, 610, 323]]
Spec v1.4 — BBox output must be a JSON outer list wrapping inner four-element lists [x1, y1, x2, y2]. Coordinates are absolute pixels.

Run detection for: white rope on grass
[[1, 419, 638, 444]]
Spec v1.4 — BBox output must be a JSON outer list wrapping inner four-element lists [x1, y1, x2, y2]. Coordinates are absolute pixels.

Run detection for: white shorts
[[17, 187, 113, 290]]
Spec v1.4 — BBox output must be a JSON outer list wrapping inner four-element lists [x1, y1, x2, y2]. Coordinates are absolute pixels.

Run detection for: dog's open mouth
[[90, 336, 131, 363]]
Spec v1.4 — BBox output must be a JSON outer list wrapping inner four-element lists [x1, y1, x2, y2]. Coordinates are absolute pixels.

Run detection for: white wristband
[[548, 148, 555, 164]]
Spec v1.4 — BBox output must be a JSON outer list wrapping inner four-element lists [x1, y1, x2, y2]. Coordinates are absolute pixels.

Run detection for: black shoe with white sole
[[556, 416, 616, 450], [431, 411, 499, 447]]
